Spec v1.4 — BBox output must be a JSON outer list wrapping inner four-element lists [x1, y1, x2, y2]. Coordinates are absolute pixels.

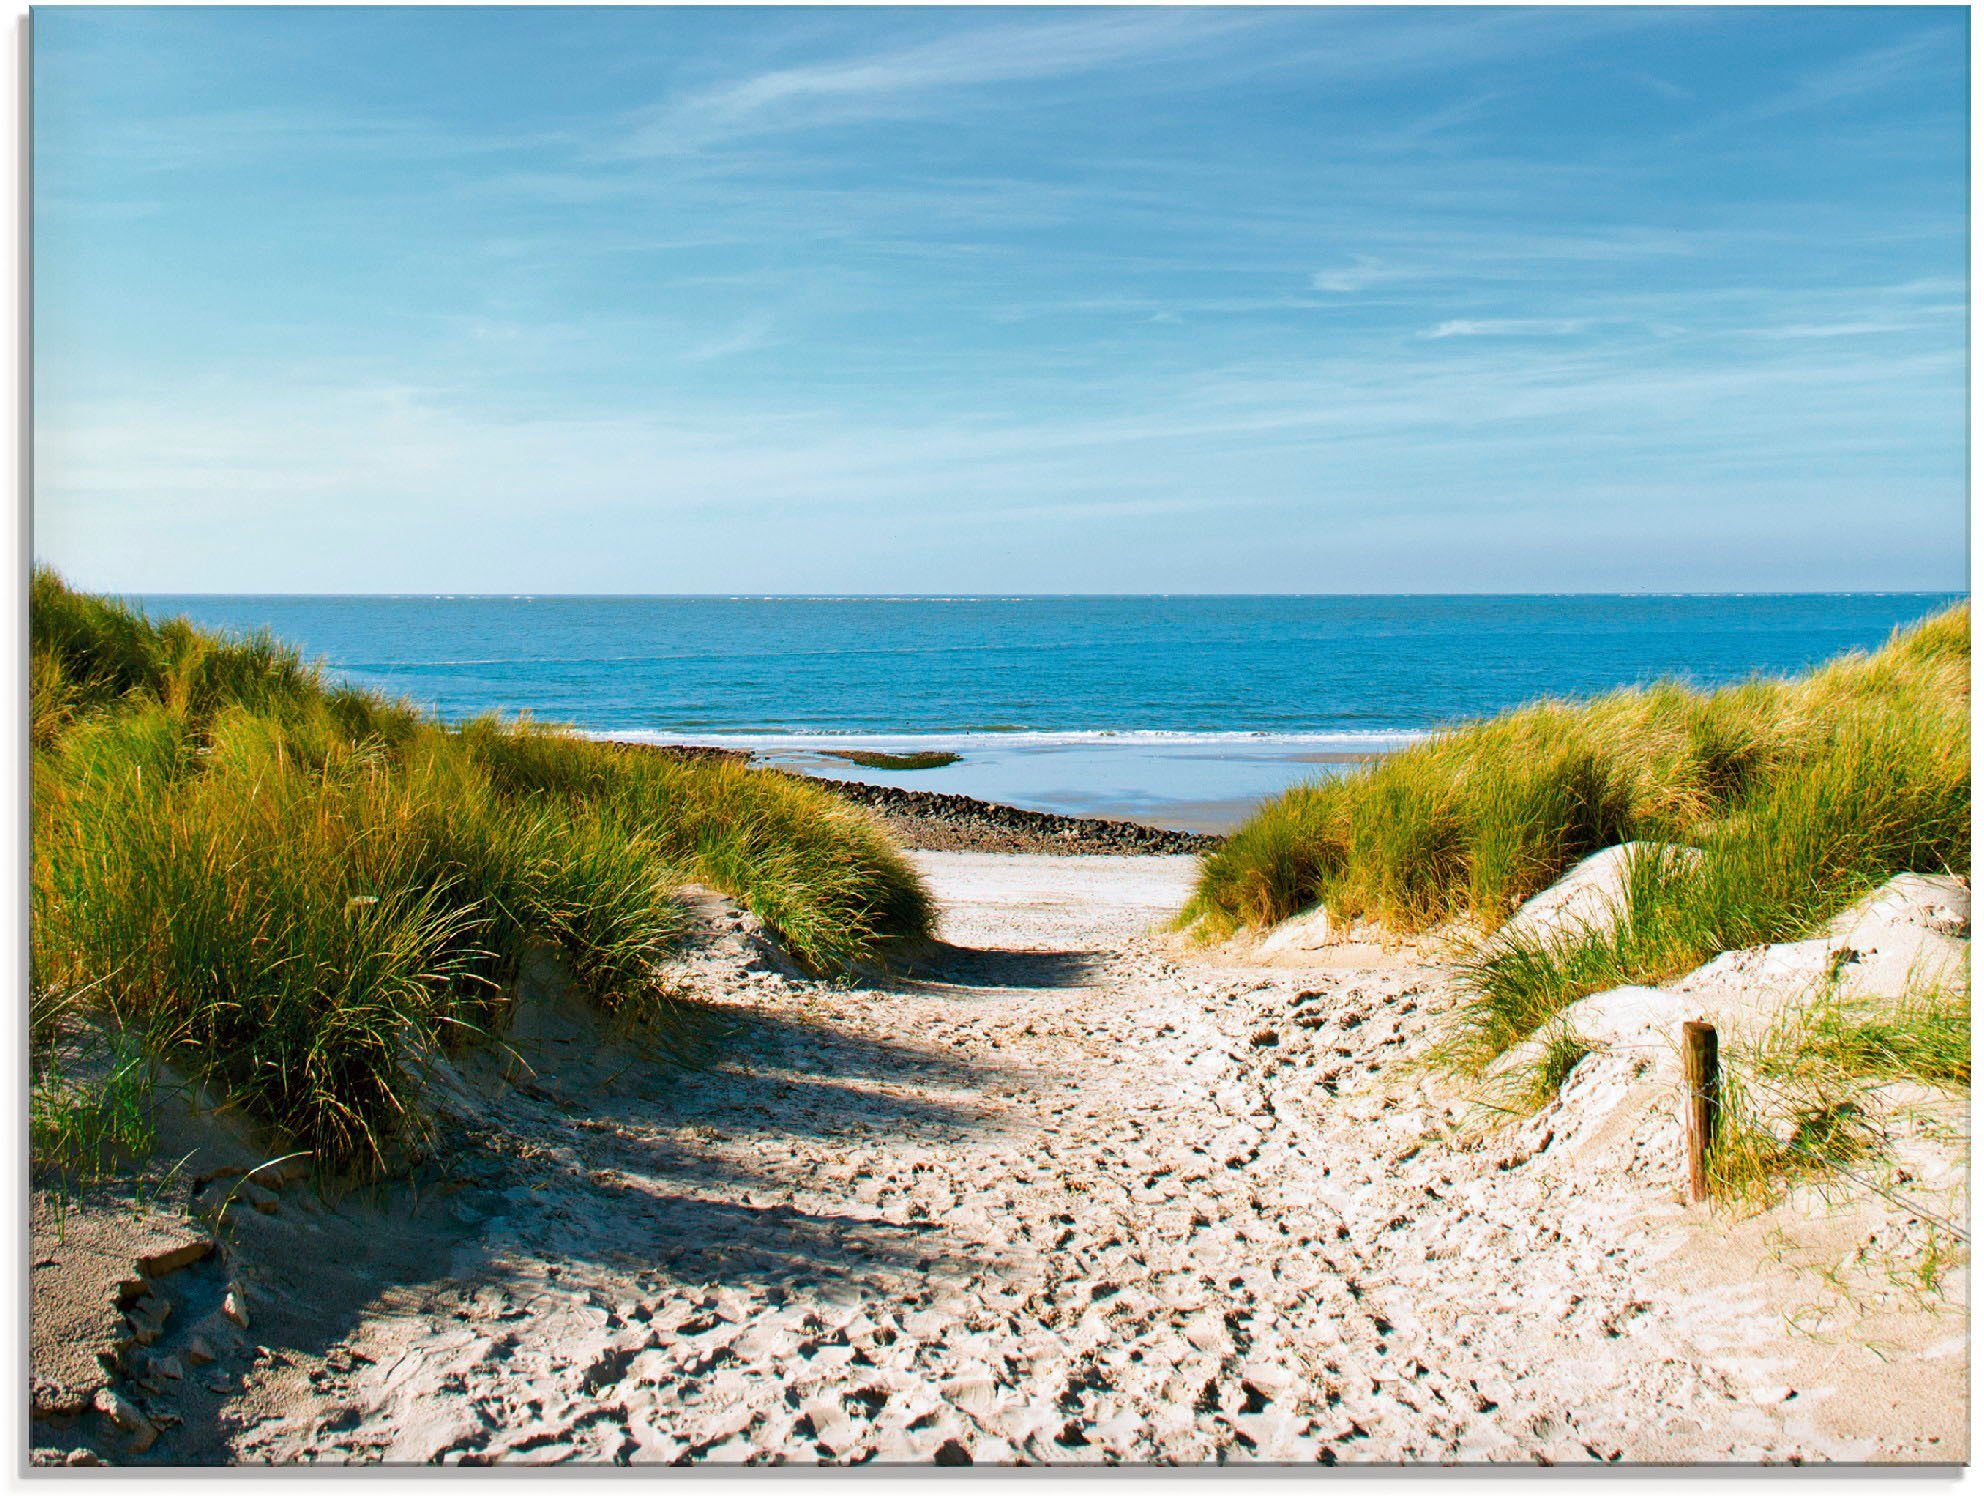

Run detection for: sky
[[32, 5, 1971, 595]]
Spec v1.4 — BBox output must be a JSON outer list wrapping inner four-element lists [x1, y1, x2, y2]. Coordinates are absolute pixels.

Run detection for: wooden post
[[1681, 1021, 1719, 1204]]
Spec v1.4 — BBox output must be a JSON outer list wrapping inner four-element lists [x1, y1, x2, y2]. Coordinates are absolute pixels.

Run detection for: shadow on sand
[[146, 941, 1085, 1460], [899, 940, 1104, 993]]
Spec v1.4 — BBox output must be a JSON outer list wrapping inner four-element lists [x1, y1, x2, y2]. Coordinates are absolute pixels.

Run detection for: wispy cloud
[[1311, 256, 1406, 295], [608, 11, 1261, 157], [604, 5, 1673, 160], [37, 303, 1966, 591], [1423, 318, 1590, 340], [30, 4, 1967, 592], [1310, 226, 1707, 301], [1673, 29, 1963, 146], [1754, 320, 1929, 340], [679, 310, 778, 364], [1750, 31, 1959, 123], [1623, 69, 1695, 103]]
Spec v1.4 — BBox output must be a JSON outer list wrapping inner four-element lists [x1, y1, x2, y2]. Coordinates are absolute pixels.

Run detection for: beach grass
[[1491, 1020, 1596, 1115], [1184, 602, 1969, 1071], [825, 749, 963, 771], [29, 1030, 158, 1183], [30, 571, 933, 1174], [1707, 979, 1969, 1205]]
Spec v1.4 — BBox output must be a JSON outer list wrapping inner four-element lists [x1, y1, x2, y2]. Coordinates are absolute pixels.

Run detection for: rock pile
[[594, 739, 1218, 854], [800, 778, 1218, 855]]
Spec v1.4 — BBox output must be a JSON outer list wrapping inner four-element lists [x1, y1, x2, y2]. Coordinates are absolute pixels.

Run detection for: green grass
[[1186, 603, 1969, 1073], [30, 570, 934, 1175], [825, 749, 962, 771], [1452, 688, 1967, 1070], [1707, 981, 1968, 1205], [1791, 982, 1970, 1091], [1490, 1021, 1596, 1117], [30, 1017, 158, 1184]]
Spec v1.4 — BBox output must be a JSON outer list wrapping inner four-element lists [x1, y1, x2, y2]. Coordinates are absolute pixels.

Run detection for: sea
[[136, 594, 1963, 833]]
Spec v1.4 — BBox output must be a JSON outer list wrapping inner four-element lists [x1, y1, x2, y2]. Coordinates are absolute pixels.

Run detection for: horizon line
[[115, 588, 1971, 601]]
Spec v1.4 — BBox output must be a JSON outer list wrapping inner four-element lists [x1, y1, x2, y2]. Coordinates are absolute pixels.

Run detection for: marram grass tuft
[[1185, 602, 1969, 1074], [30, 571, 934, 1175]]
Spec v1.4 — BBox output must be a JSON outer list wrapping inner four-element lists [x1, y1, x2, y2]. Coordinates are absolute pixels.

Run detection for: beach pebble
[[238, 1180, 280, 1215], [94, 1389, 157, 1451]]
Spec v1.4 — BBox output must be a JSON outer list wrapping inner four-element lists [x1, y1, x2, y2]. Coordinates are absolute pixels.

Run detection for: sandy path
[[189, 853, 1959, 1465]]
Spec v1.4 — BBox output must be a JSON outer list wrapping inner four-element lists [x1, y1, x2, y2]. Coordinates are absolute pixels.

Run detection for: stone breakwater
[[798, 779, 1219, 856], [600, 741, 752, 766], [601, 741, 1220, 855]]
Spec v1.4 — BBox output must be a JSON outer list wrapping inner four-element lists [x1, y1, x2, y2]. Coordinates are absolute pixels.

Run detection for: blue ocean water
[[135, 594, 1964, 830]]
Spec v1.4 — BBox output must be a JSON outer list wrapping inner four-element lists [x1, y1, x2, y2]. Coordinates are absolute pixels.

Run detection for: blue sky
[[33, 5, 1970, 594]]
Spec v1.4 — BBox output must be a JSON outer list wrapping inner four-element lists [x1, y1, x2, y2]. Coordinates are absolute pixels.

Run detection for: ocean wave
[[586, 728, 1430, 753]]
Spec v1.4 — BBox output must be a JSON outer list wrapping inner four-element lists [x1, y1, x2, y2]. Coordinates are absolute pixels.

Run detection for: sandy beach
[[30, 849, 1966, 1465], [28, 3, 1972, 1471]]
